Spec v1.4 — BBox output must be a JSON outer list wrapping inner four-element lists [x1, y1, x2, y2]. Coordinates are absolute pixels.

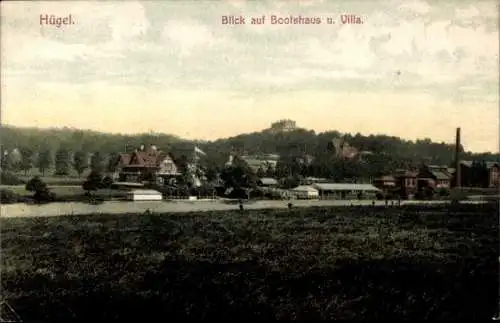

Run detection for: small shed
[[127, 189, 162, 201], [257, 177, 279, 187], [290, 185, 319, 199], [312, 183, 380, 200]]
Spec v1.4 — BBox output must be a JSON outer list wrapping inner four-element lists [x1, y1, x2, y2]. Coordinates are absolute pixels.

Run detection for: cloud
[[1, 0, 498, 102], [398, 0, 431, 15], [161, 20, 222, 57]]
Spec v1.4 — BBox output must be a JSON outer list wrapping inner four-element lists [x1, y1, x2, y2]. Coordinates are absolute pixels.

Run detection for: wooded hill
[[1, 125, 498, 178]]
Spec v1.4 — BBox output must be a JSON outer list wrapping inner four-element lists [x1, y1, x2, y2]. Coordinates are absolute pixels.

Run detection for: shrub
[[83, 171, 104, 194], [439, 188, 450, 197], [34, 189, 56, 203], [25, 176, 56, 203], [0, 189, 19, 204], [102, 176, 114, 188], [177, 185, 191, 197], [25, 176, 47, 193]]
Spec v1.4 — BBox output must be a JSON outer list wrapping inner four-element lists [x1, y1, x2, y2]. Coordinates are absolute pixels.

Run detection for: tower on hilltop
[[269, 119, 297, 134]]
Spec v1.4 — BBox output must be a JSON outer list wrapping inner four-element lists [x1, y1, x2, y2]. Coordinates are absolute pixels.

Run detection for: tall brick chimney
[[454, 127, 461, 188]]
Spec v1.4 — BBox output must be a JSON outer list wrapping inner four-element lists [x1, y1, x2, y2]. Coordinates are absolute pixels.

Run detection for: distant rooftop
[[258, 177, 279, 186], [312, 183, 380, 192], [269, 119, 297, 133]]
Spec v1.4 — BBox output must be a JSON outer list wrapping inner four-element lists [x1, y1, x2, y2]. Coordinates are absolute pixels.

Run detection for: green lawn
[[0, 185, 127, 202], [1, 204, 498, 321], [1, 185, 85, 196]]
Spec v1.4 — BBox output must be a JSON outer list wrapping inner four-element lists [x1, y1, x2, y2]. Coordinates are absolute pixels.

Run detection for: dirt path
[[0, 199, 486, 218]]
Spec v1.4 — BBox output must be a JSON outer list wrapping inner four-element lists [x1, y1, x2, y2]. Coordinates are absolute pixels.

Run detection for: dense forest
[[0, 125, 498, 181]]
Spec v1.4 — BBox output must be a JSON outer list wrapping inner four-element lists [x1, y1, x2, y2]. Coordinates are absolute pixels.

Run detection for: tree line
[[0, 146, 116, 177], [1, 125, 498, 181]]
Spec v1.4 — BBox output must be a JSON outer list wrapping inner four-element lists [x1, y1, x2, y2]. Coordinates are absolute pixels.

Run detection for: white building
[[312, 183, 380, 199], [127, 189, 162, 201], [290, 185, 319, 199]]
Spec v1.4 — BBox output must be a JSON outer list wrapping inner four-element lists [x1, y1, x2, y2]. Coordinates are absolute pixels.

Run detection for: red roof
[[118, 154, 131, 166], [127, 149, 170, 168]]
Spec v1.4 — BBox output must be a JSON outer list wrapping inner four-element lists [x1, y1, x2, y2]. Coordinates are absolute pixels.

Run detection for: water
[[0, 199, 483, 218]]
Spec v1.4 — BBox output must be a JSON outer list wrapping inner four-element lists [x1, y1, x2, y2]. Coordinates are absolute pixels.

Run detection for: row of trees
[[2, 124, 499, 184], [2, 124, 498, 168], [3, 146, 498, 190], [0, 147, 118, 177]]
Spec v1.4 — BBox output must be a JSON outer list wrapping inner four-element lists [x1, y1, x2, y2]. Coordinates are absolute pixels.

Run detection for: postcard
[[1, 0, 498, 321]]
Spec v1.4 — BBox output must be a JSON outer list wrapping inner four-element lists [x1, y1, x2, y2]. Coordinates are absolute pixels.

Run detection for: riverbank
[[0, 199, 488, 218]]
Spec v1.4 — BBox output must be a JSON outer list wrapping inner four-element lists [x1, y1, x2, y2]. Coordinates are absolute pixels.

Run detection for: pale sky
[[1, 0, 499, 152]]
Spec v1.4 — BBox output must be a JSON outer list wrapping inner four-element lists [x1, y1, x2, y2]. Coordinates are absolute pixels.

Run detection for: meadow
[[1, 204, 498, 321], [17, 173, 85, 186]]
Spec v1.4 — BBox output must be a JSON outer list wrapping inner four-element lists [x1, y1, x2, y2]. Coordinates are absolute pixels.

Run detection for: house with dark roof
[[418, 165, 452, 189], [393, 169, 418, 196], [373, 170, 418, 199], [115, 153, 131, 169], [456, 160, 500, 188], [117, 145, 181, 184]]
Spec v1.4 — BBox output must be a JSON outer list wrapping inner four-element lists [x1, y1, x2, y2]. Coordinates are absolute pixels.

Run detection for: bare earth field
[[1, 204, 498, 321]]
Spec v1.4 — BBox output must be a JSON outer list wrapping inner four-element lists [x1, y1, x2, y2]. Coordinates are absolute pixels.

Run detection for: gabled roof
[[258, 177, 279, 185], [117, 154, 131, 166], [429, 171, 450, 180], [128, 149, 169, 167]]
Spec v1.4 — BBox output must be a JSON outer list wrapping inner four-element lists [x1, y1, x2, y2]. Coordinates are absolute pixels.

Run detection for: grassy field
[[0, 186, 127, 203], [1, 204, 498, 321], [0, 185, 85, 197]]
